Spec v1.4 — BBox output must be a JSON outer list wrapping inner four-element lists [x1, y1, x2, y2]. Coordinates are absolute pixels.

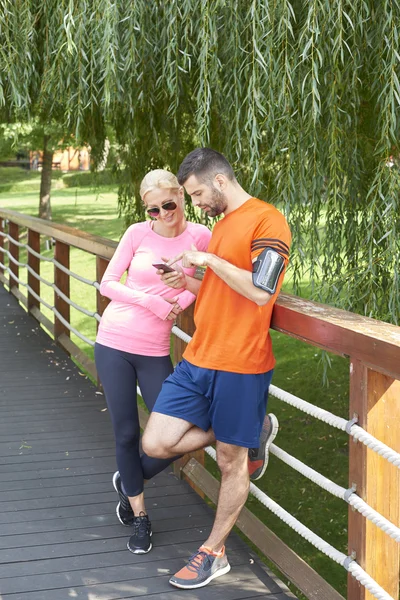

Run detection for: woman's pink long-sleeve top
[[96, 221, 212, 356]]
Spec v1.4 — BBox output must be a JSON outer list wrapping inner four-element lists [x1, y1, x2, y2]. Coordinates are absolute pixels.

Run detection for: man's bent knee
[[142, 411, 191, 459], [142, 429, 169, 459]]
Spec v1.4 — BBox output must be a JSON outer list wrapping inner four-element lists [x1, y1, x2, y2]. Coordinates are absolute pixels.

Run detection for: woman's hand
[[157, 256, 187, 290], [163, 297, 183, 320]]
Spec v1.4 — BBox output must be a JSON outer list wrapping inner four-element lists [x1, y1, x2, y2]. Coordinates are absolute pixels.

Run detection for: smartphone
[[152, 263, 176, 273]]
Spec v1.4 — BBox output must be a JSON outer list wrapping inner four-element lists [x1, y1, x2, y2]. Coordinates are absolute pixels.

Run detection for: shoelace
[[133, 515, 150, 539], [185, 550, 212, 573]]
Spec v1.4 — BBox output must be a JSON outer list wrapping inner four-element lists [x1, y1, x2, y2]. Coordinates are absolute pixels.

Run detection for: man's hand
[[169, 244, 210, 269], [163, 297, 183, 320]]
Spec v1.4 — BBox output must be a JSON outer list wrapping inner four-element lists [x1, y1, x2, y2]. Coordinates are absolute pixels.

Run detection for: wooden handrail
[[273, 294, 400, 380], [0, 208, 117, 258]]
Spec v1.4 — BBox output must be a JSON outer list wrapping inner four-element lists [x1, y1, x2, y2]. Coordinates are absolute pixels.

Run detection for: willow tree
[[1, 1, 399, 323]]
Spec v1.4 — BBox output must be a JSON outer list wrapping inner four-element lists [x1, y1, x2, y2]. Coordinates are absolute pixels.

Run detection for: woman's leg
[[135, 354, 182, 480], [94, 344, 146, 512]]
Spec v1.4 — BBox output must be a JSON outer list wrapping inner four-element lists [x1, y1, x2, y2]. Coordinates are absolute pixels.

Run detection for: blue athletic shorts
[[152, 359, 274, 448]]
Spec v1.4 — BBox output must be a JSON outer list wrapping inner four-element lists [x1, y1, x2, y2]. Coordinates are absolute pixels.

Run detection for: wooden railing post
[[0, 218, 4, 278], [96, 256, 110, 327], [27, 229, 40, 314], [8, 221, 19, 293], [172, 303, 205, 497], [95, 256, 109, 387], [348, 359, 400, 600], [54, 240, 70, 340]]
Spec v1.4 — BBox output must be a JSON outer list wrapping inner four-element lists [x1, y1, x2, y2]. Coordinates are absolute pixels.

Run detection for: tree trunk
[[39, 135, 53, 220]]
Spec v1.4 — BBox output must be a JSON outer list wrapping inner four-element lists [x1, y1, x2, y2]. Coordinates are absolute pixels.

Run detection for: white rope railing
[[269, 385, 400, 469], [0, 231, 100, 289], [0, 261, 95, 346], [270, 443, 400, 542], [0, 237, 101, 323]]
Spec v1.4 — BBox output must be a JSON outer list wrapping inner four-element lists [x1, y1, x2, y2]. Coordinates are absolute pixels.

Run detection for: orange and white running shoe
[[169, 545, 231, 589]]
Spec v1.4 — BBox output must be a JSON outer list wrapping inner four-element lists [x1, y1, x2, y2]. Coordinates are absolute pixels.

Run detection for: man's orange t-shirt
[[183, 197, 291, 374]]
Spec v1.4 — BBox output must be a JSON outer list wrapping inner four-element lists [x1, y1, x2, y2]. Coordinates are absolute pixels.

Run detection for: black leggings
[[95, 342, 177, 496]]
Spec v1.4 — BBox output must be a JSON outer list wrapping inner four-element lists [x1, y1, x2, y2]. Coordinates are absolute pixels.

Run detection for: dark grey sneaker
[[248, 413, 279, 481], [112, 471, 135, 526], [127, 512, 152, 554]]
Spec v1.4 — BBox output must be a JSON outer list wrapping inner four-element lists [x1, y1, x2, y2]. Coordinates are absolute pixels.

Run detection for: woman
[[94, 169, 211, 554]]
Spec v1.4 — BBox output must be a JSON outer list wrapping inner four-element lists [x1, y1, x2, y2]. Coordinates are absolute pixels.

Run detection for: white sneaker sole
[[127, 532, 153, 554], [252, 413, 279, 481], [169, 562, 231, 589]]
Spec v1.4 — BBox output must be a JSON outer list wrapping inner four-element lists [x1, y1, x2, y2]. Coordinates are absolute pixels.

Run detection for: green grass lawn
[[0, 168, 350, 598]]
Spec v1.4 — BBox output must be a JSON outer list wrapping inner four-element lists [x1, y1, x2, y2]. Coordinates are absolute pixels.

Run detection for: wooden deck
[[0, 283, 296, 600]]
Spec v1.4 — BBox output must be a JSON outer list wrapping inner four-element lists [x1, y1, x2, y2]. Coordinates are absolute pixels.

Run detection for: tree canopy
[[1, 1, 399, 322]]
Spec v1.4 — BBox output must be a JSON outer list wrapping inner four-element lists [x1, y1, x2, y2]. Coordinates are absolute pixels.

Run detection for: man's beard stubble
[[206, 187, 228, 217]]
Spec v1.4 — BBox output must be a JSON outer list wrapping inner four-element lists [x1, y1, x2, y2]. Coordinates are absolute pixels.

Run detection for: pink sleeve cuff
[[145, 294, 175, 320], [175, 289, 196, 311]]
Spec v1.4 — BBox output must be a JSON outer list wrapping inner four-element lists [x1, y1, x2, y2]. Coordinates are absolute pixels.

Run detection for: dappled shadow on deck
[[0, 284, 296, 600]]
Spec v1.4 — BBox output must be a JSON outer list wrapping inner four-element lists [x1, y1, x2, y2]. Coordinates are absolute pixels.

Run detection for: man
[[142, 148, 291, 589]]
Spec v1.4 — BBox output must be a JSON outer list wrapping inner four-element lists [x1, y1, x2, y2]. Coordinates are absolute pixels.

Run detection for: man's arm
[[201, 253, 271, 306], [170, 248, 272, 306]]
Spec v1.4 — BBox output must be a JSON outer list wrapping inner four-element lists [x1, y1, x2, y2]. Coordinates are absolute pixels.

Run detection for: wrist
[[205, 253, 216, 269]]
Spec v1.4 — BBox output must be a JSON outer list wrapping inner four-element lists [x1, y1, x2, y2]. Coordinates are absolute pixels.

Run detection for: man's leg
[[168, 441, 248, 589], [169, 368, 272, 589], [142, 412, 215, 459], [142, 359, 216, 459], [202, 441, 249, 550]]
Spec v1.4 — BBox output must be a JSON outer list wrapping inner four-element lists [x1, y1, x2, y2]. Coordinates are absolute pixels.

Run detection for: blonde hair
[[140, 169, 180, 201]]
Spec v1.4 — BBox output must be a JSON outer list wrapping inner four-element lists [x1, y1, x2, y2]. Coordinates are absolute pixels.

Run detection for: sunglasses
[[146, 201, 177, 217]]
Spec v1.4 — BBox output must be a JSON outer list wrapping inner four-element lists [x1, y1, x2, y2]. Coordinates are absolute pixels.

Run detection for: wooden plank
[[0, 216, 4, 276], [0, 586, 292, 600], [96, 255, 110, 321], [0, 470, 178, 492], [30, 304, 54, 335], [0, 514, 212, 550], [364, 371, 400, 600], [0, 493, 202, 526], [0, 542, 253, 583], [0, 502, 210, 536], [8, 221, 19, 293], [54, 240, 70, 339], [0, 529, 232, 579], [272, 294, 400, 380], [27, 229, 40, 312], [10, 285, 28, 307], [183, 458, 344, 600], [348, 359, 367, 600], [0, 555, 271, 600], [0, 481, 186, 505], [348, 362, 400, 600], [57, 332, 97, 379]]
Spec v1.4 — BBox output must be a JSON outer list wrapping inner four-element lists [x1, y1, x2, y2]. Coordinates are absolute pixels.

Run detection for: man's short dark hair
[[177, 148, 236, 186]]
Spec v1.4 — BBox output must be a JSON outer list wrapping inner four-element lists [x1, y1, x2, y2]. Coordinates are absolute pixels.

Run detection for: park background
[[1, 2, 399, 598]]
